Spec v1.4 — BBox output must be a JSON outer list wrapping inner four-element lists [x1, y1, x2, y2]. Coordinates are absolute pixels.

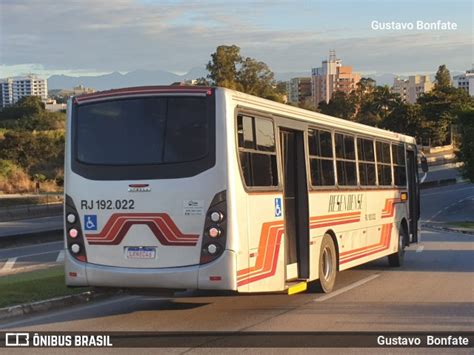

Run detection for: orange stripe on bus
[[237, 196, 399, 287], [340, 223, 392, 264]]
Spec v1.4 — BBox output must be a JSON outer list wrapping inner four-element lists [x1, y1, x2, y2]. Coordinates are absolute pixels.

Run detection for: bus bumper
[[65, 249, 237, 291]]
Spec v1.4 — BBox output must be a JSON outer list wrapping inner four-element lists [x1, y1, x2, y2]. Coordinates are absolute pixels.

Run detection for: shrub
[[0, 160, 33, 193]]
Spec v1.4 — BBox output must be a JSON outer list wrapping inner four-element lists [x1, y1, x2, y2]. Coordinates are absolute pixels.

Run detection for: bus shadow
[[420, 230, 474, 242], [0, 297, 210, 330], [356, 249, 474, 273]]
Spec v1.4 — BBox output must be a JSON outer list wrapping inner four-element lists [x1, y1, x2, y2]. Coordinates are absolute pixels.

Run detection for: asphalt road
[[1, 183, 473, 336], [0, 241, 63, 274], [0, 216, 62, 238], [421, 183, 474, 223], [422, 162, 462, 183]]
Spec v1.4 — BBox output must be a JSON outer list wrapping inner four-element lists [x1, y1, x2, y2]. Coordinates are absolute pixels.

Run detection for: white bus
[[64, 86, 421, 294]]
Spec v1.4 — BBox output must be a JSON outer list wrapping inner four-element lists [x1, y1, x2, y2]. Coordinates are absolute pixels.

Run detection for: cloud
[[0, 0, 472, 77]]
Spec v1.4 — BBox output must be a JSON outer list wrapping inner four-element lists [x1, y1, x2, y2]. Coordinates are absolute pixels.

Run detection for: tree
[[457, 108, 474, 181], [417, 77, 472, 146], [434, 64, 451, 90], [354, 86, 401, 127], [206, 45, 242, 90], [205, 45, 284, 102], [0, 130, 64, 179], [297, 98, 317, 112], [0, 96, 65, 131], [381, 103, 424, 138], [238, 58, 273, 96], [319, 91, 356, 120]]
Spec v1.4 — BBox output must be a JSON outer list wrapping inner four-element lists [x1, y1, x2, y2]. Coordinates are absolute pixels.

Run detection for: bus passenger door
[[279, 128, 310, 280], [406, 147, 419, 242]]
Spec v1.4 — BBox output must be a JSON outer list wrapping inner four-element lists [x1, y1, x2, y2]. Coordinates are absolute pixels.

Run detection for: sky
[[0, 0, 472, 78]]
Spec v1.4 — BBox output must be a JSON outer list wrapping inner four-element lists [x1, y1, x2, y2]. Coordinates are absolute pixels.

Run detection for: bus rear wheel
[[313, 234, 337, 293], [388, 226, 407, 267]]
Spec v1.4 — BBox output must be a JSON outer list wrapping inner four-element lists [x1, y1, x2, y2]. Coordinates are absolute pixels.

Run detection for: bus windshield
[[75, 96, 209, 165]]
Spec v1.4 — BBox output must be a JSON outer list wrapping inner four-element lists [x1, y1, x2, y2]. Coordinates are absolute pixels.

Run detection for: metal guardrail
[[0, 202, 63, 222]]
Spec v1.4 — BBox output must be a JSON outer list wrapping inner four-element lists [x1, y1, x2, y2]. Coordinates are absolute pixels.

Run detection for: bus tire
[[388, 226, 407, 267], [313, 234, 337, 293]]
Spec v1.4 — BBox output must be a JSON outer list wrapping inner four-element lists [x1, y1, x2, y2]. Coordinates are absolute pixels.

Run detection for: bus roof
[[222, 87, 416, 144], [72, 85, 416, 144], [73, 85, 213, 104]]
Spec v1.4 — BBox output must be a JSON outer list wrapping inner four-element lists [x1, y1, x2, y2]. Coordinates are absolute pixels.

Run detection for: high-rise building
[[311, 51, 361, 106], [0, 75, 48, 107], [391, 75, 433, 104], [453, 68, 474, 97], [287, 77, 312, 105]]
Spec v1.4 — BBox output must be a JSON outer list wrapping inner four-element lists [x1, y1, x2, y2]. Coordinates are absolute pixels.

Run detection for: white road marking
[[416, 245, 425, 253], [422, 186, 474, 197], [314, 274, 380, 302], [2, 250, 60, 259], [56, 250, 65, 263], [426, 195, 474, 223], [2, 257, 17, 271]]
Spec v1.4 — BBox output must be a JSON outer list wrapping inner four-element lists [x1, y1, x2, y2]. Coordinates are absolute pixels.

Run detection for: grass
[[445, 221, 474, 230], [0, 266, 90, 309]]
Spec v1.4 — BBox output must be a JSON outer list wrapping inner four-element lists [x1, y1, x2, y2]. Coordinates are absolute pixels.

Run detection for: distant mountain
[[48, 68, 464, 91], [48, 68, 312, 90], [368, 73, 397, 86], [275, 71, 311, 81], [48, 68, 205, 91]]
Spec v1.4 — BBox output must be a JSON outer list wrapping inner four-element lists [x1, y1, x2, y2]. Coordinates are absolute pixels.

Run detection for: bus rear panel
[[64, 87, 236, 291]]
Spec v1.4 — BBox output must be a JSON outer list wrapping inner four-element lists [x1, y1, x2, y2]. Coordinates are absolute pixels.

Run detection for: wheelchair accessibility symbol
[[274, 198, 282, 217], [84, 215, 97, 231]]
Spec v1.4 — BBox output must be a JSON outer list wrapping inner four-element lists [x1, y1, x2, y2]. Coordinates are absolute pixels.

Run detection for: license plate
[[125, 247, 156, 259]]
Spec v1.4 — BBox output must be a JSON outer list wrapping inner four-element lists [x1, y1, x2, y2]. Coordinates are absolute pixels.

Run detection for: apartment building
[[0, 75, 48, 107], [392, 75, 433, 104], [453, 68, 474, 97], [311, 51, 361, 106], [287, 77, 312, 105]]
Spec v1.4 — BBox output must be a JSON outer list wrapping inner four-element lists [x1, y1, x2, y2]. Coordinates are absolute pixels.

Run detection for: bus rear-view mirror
[[420, 156, 429, 173]]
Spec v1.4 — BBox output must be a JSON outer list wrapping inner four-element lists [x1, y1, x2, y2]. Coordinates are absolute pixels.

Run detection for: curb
[[0, 290, 118, 321], [420, 178, 466, 189], [422, 223, 474, 235]]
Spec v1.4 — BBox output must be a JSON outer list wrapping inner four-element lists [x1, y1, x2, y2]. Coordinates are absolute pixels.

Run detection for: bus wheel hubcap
[[322, 247, 332, 280]]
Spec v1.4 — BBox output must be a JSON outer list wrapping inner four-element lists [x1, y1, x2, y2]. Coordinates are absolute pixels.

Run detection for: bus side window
[[357, 138, 376, 186], [237, 115, 278, 188], [335, 133, 357, 186], [237, 115, 255, 149], [308, 129, 335, 186], [376, 141, 392, 186], [392, 143, 407, 186]]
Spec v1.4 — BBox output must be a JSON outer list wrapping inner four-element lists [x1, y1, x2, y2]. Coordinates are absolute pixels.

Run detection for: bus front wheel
[[388, 226, 407, 267], [313, 234, 337, 293]]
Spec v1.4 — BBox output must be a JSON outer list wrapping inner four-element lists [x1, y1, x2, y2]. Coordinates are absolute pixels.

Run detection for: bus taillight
[[200, 191, 227, 264], [208, 227, 221, 238], [65, 195, 88, 263]]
